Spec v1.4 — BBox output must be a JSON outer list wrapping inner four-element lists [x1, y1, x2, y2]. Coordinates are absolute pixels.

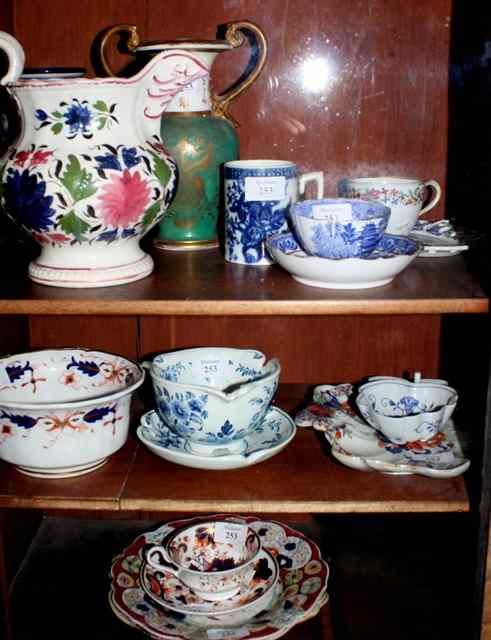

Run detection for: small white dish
[[409, 220, 471, 257], [295, 383, 470, 478], [137, 406, 296, 470], [266, 232, 420, 289]]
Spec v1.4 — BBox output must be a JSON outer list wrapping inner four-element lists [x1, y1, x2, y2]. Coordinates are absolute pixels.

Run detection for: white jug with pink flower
[[0, 30, 212, 287]]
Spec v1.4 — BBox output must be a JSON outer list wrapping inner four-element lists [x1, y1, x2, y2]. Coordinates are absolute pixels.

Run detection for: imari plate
[[109, 514, 330, 639]]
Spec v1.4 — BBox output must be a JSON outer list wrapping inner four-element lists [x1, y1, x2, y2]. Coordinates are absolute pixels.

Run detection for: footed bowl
[[0, 348, 144, 477]]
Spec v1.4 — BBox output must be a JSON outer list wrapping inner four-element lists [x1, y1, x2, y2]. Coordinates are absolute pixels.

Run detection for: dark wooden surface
[[0, 387, 470, 514], [0, 251, 486, 316]]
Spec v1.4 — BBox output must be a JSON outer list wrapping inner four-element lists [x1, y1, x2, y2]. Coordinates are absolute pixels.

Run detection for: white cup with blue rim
[[224, 160, 324, 265]]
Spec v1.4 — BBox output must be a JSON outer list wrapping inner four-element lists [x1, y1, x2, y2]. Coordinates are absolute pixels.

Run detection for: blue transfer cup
[[290, 198, 390, 259], [224, 160, 324, 265]]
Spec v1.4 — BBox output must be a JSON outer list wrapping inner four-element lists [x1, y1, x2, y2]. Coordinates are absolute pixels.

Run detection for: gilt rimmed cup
[[145, 519, 261, 601], [338, 176, 441, 236]]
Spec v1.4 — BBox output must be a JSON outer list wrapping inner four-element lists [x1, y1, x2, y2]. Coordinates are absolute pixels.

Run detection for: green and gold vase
[[99, 22, 268, 250]]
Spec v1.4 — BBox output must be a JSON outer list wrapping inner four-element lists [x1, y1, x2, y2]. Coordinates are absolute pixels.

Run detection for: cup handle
[[0, 31, 25, 85], [418, 180, 441, 217], [145, 544, 181, 577], [299, 172, 324, 199]]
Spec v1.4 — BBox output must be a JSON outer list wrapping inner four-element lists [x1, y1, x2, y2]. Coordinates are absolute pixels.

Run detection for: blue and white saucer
[[266, 232, 420, 289], [137, 406, 296, 470], [409, 220, 472, 257]]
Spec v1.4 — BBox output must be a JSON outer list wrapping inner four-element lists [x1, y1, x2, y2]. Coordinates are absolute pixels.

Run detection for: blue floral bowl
[[356, 377, 458, 444], [145, 348, 281, 453], [290, 198, 390, 259]]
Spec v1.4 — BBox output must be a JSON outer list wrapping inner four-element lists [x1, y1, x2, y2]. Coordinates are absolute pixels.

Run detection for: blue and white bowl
[[356, 377, 458, 444], [266, 232, 420, 289], [290, 197, 390, 258], [145, 347, 281, 453]]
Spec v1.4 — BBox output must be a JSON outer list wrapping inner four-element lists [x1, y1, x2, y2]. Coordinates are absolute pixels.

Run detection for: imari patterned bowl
[[0, 348, 144, 477], [356, 376, 458, 444], [146, 348, 280, 454], [145, 519, 262, 601], [290, 197, 390, 258]]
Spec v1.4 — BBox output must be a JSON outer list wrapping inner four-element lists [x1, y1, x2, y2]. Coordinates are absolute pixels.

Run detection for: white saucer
[[137, 406, 296, 470], [410, 220, 473, 257], [295, 383, 470, 478], [266, 232, 420, 289]]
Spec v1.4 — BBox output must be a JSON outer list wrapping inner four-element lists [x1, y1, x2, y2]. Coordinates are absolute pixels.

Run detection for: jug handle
[[0, 31, 25, 85], [212, 21, 268, 128], [98, 24, 141, 77]]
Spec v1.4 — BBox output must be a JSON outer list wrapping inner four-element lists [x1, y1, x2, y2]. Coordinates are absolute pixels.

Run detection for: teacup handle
[[299, 172, 324, 199], [419, 180, 442, 217], [0, 31, 25, 85], [145, 544, 181, 577]]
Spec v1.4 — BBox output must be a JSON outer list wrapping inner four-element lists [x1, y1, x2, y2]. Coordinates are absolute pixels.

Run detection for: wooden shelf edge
[[0, 497, 121, 511], [118, 498, 471, 514], [0, 298, 487, 316]]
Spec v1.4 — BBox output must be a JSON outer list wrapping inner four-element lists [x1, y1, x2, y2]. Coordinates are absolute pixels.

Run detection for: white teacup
[[338, 176, 441, 236]]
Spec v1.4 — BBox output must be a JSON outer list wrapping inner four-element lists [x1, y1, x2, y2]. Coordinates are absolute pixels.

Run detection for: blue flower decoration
[[122, 147, 141, 168], [95, 153, 121, 171], [64, 101, 92, 134], [35, 109, 48, 121], [5, 169, 55, 231]]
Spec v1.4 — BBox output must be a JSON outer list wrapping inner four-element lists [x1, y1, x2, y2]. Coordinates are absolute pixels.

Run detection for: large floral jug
[[0, 31, 211, 287], [99, 22, 267, 251]]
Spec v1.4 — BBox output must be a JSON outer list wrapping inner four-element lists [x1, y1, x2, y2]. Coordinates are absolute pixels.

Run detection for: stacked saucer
[[265, 197, 421, 289], [295, 377, 470, 478], [138, 347, 296, 469], [109, 514, 330, 640]]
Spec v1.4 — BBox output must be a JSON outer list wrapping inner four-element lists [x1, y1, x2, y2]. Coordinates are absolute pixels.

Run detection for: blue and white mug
[[224, 160, 324, 265]]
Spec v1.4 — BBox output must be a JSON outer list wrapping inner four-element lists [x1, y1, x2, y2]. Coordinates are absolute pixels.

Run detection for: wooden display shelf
[[0, 248, 487, 316], [0, 389, 470, 514]]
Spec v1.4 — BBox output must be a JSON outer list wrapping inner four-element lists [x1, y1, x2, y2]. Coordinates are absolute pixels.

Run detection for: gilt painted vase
[[99, 22, 268, 251]]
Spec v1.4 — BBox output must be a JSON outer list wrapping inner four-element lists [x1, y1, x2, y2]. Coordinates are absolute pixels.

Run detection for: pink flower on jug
[[98, 169, 151, 227], [31, 149, 53, 166], [14, 151, 31, 167]]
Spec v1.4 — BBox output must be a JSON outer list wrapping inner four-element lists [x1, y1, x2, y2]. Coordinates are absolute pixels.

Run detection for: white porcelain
[[0, 348, 142, 404], [290, 197, 390, 258], [338, 176, 442, 236], [295, 383, 470, 478], [109, 514, 330, 639], [266, 232, 420, 289], [137, 406, 296, 470], [0, 348, 144, 477], [0, 30, 212, 287], [356, 376, 458, 444], [146, 347, 280, 450], [141, 547, 278, 619], [145, 519, 261, 601], [224, 159, 324, 265], [409, 220, 470, 257]]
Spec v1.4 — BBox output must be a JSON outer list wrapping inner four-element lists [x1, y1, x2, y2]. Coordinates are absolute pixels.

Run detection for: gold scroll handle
[[212, 21, 268, 128], [97, 24, 141, 77]]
